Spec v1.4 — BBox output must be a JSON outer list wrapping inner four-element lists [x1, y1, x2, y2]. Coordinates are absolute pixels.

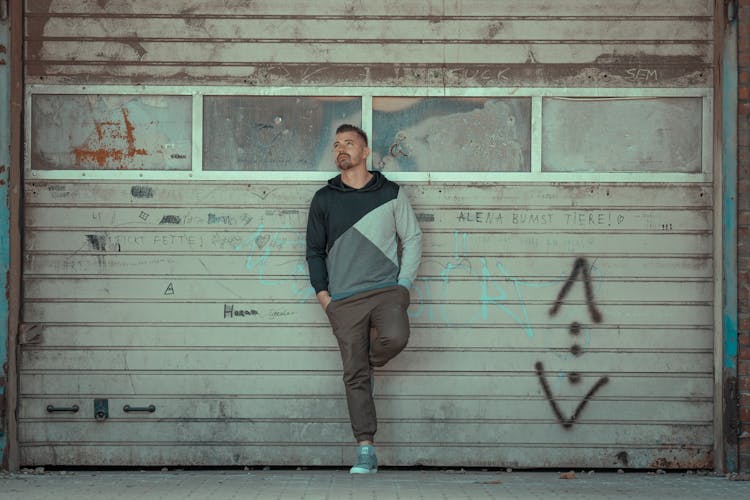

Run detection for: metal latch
[[94, 399, 109, 421], [727, 0, 737, 23]]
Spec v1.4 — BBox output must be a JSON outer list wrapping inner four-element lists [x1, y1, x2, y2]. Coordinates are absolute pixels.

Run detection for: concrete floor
[[1, 468, 750, 500]]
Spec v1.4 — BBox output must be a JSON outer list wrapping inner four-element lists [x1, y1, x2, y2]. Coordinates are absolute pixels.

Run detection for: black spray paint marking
[[535, 362, 609, 428], [549, 257, 602, 324], [131, 185, 154, 198], [159, 215, 181, 225], [85, 234, 106, 251], [567, 372, 581, 384], [537, 257, 608, 428], [568, 321, 583, 359]]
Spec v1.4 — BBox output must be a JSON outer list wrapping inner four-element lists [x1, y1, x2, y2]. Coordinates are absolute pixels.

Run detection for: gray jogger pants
[[325, 285, 411, 442]]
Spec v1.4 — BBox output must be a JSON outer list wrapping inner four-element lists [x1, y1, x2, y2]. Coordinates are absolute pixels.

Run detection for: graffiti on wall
[[537, 257, 609, 428], [236, 228, 613, 429]]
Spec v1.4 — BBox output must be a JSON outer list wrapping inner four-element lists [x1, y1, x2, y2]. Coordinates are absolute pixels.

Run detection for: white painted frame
[[25, 85, 713, 183]]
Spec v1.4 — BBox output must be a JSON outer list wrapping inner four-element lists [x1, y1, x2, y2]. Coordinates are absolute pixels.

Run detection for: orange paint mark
[[73, 108, 148, 168]]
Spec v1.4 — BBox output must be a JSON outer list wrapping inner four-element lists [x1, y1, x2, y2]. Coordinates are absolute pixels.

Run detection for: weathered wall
[[15, 0, 720, 469], [25, 0, 712, 88], [20, 181, 716, 468], [738, 0, 750, 473]]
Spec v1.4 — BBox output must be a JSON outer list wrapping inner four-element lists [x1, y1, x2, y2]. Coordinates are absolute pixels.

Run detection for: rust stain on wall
[[649, 448, 713, 469], [73, 108, 147, 168]]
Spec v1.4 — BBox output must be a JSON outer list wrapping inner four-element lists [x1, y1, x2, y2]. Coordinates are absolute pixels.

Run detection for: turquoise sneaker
[[349, 444, 378, 474]]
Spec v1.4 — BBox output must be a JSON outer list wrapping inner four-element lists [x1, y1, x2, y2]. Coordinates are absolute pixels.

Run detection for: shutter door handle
[[46, 404, 79, 413], [123, 404, 156, 413]]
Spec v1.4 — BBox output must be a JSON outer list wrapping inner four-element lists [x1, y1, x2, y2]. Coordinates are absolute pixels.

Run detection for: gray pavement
[[1, 468, 750, 500]]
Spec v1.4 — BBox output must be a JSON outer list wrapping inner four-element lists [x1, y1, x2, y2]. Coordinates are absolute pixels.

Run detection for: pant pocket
[[326, 299, 345, 330], [397, 285, 411, 306]]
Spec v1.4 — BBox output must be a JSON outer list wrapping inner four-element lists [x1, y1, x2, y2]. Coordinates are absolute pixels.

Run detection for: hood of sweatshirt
[[327, 170, 385, 192]]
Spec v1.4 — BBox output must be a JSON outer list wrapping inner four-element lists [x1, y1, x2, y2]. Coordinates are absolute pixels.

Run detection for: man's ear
[[363, 146, 371, 160]]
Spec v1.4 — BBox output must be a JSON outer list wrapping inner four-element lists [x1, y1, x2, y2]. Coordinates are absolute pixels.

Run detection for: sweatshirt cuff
[[397, 278, 413, 289]]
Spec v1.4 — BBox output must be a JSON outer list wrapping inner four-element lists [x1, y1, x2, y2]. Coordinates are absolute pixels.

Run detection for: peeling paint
[[73, 108, 148, 168], [123, 40, 148, 59]]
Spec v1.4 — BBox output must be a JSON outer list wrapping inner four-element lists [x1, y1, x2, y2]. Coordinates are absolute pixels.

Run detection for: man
[[306, 124, 422, 474]]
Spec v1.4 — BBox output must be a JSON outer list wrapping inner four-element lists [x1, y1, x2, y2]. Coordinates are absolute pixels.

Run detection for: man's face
[[333, 131, 370, 171]]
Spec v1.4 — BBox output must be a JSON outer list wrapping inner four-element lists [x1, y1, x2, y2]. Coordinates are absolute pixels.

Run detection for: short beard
[[336, 156, 353, 170]]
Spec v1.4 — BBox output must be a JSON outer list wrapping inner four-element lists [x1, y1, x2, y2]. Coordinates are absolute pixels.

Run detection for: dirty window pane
[[372, 97, 531, 172], [203, 96, 361, 171], [31, 94, 192, 170], [542, 97, 703, 173]]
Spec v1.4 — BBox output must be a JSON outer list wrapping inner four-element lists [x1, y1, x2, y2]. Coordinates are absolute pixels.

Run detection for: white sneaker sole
[[349, 467, 378, 474]]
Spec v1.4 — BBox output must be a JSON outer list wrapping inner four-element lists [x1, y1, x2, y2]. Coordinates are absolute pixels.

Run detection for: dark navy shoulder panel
[[315, 178, 399, 248]]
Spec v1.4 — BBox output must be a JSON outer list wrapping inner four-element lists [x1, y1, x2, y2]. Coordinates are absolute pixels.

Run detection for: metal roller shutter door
[[20, 0, 716, 468]]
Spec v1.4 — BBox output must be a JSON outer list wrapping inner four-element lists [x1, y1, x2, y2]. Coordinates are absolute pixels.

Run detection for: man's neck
[[340, 166, 373, 189]]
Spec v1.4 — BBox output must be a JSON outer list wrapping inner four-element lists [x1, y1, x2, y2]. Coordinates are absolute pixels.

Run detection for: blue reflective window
[[372, 97, 531, 172]]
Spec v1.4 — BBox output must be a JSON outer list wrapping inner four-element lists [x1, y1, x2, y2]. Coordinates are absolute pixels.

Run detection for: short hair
[[336, 124, 368, 146]]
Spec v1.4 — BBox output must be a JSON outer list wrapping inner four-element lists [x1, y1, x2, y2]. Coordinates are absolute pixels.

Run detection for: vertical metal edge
[[704, 93, 715, 178], [713, 0, 739, 473], [23, 89, 31, 176], [531, 96, 543, 173], [713, 0, 726, 473], [362, 93, 373, 170], [4, 0, 21, 472], [192, 92, 202, 175], [0, 0, 10, 472], [721, 0, 740, 473]]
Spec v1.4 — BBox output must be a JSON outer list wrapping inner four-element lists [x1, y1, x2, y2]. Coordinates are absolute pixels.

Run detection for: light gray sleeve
[[395, 188, 422, 289]]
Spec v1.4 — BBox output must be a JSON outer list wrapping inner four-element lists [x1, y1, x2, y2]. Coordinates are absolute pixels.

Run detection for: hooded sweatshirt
[[306, 170, 422, 301]]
